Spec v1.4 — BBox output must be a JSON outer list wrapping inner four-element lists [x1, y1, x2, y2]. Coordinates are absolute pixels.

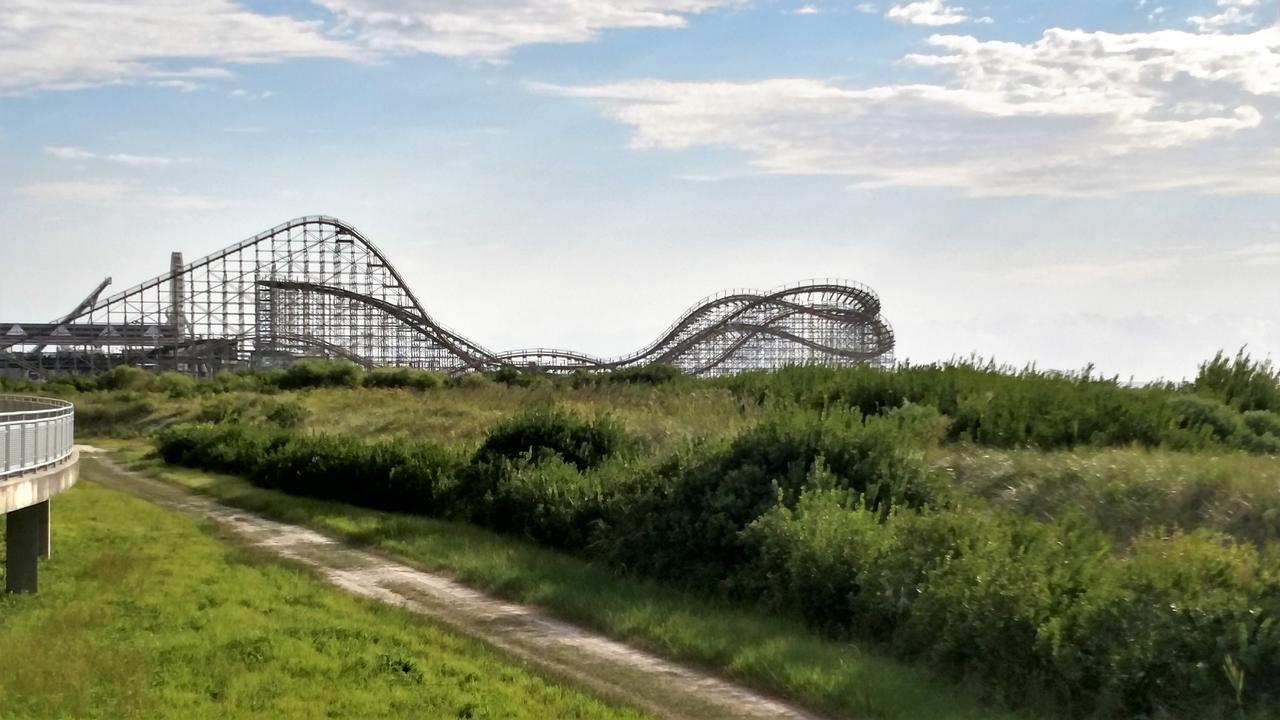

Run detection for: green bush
[[721, 362, 1181, 451], [446, 371, 492, 389], [156, 423, 462, 515], [275, 360, 363, 390], [43, 374, 99, 392], [156, 371, 199, 398], [209, 368, 277, 394], [1243, 410, 1280, 439], [461, 456, 621, 550], [155, 423, 278, 472], [1193, 350, 1280, 413], [742, 489, 1280, 716], [605, 364, 686, 386], [74, 396, 157, 436], [253, 434, 461, 513], [0, 376, 37, 393], [474, 408, 626, 472], [491, 366, 556, 388], [596, 406, 941, 585], [362, 367, 445, 390], [1168, 395, 1246, 447], [98, 365, 156, 392]]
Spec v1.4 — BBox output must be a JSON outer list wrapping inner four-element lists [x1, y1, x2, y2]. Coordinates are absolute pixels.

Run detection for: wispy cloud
[[44, 146, 186, 167], [1189, 0, 1264, 32], [313, 0, 740, 60], [0, 0, 738, 94], [885, 0, 990, 26], [0, 0, 356, 95], [536, 26, 1280, 196], [1229, 241, 1280, 264]]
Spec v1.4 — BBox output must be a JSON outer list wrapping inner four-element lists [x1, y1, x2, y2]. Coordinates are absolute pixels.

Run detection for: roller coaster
[[0, 216, 894, 377]]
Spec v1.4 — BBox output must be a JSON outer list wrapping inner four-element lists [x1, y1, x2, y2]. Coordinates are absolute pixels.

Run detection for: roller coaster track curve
[[0, 216, 894, 377]]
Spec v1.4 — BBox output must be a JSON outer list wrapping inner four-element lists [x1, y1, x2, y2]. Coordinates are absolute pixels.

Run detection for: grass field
[[100, 438, 1023, 720], [24, 356, 1280, 719], [0, 478, 648, 720]]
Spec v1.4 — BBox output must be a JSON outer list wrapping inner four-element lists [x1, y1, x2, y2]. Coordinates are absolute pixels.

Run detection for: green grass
[[940, 446, 1280, 545], [72, 384, 761, 452], [99, 438, 1025, 720], [0, 479, 648, 720]]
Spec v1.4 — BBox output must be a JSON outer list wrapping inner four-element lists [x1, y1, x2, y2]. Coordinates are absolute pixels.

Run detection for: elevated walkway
[[1, 395, 78, 593]]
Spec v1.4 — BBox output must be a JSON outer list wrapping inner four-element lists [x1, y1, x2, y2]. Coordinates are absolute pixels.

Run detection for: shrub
[[742, 488, 1280, 717], [446, 371, 492, 389], [461, 456, 618, 550], [98, 365, 156, 392], [474, 408, 626, 472], [1194, 350, 1280, 413], [43, 374, 99, 392], [74, 396, 157, 436], [208, 368, 277, 394], [362, 367, 445, 390], [156, 423, 462, 515], [156, 371, 199, 398], [492, 366, 552, 388], [1168, 395, 1246, 447], [253, 434, 460, 513], [605, 364, 685, 386], [0, 376, 36, 393], [720, 362, 1178, 451], [275, 359, 363, 390], [1242, 410, 1280, 440], [596, 406, 941, 584], [155, 423, 278, 472]]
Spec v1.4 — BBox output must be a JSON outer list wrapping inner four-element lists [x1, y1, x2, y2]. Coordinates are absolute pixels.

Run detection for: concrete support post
[[5, 500, 46, 593], [36, 499, 50, 559]]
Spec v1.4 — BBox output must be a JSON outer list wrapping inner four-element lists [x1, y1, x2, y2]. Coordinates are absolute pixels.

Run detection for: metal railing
[[0, 395, 75, 480]]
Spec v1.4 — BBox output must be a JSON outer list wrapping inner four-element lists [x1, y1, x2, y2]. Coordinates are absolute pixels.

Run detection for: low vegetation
[[0, 481, 646, 720], [10, 350, 1278, 719], [105, 440, 1021, 720]]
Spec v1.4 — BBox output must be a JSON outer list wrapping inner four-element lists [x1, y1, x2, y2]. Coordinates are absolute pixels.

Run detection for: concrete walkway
[[79, 449, 827, 720]]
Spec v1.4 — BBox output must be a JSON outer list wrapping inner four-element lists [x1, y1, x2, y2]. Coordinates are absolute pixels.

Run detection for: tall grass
[[153, 402, 1280, 719]]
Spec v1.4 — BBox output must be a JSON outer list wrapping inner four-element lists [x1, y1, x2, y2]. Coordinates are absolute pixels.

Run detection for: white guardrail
[[0, 395, 75, 480]]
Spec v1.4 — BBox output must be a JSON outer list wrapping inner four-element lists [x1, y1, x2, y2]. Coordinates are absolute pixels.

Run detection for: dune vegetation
[[9, 349, 1280, 719]]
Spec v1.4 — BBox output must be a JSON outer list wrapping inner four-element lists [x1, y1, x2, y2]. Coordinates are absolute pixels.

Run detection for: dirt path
[[77, 449, 828, 720]]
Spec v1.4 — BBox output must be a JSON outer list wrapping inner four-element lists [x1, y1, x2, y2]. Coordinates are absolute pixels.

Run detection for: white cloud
[[45, 146, 185, 167], [1189, 0, 1264, 32], [1229, 240, 1280, 263], [536, 27, 1280, 196], [312, 0, 740, 59], [886, 0, 986, 26], [0, 0, 357, 94], [0, 0, 737, 94], [793, 5, 819, 14], [855, 3, 878, 13]]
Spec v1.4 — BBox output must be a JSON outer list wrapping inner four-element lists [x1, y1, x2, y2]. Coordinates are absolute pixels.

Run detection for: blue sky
[[1, 0, 1277, 381]]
